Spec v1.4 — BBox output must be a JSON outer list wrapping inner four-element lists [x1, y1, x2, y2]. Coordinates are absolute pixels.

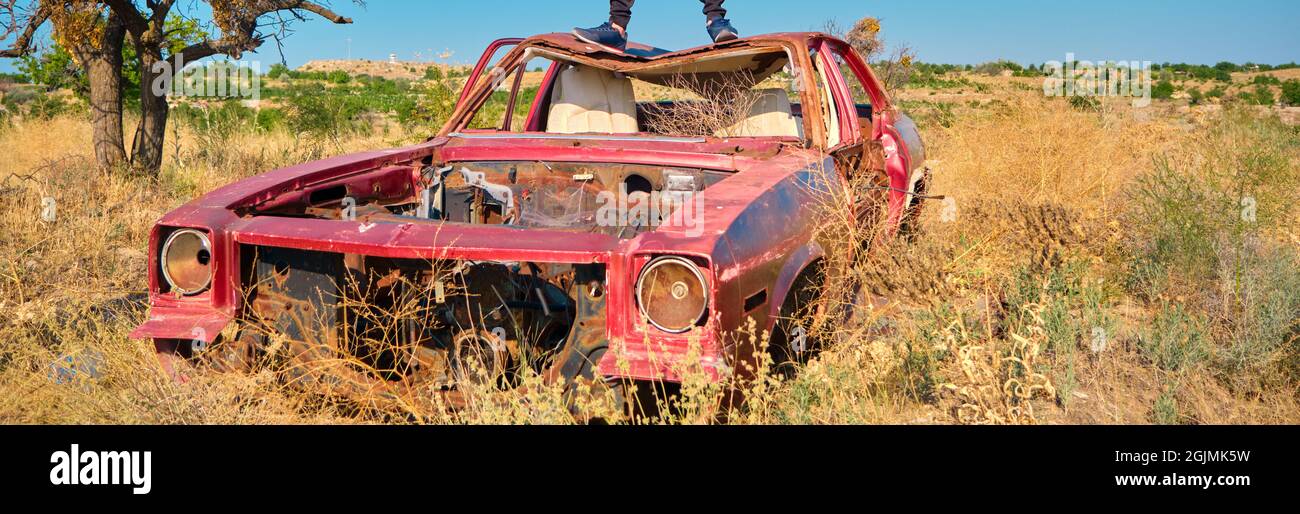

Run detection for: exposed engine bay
[[261, 161, 730, 239]]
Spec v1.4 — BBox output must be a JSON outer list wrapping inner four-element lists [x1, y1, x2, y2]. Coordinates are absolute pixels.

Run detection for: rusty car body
[[131, 32, 927, 408]]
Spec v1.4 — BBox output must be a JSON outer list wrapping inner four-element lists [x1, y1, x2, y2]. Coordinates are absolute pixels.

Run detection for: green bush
[[171, 101, 269, 137], [1152, 383, 1181, 424], [1125, 157, 1219, 294], [972, 60, 1022, 76], [17, 44, 87, 97], [26, 93, 74, 120], [1151, 80, 1175, 100], [326, 70, 351, 84], [1216, 250, 1300, 391], [1139, 304, 1210, 372], [0, 72, 28, 83], [284, 83, 372, 140], [907, 73, 973, 90], [1280, 80, 1300, 106], [1252, 75, 1282, 86], [266, 63, 290, 80], [255, 108, 287, 131], [1245, 84, 1275, 105], [1069, 95, 1100, 111]]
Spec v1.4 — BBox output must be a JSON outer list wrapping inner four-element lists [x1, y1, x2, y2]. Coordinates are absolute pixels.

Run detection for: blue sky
[[4, 0, 1299, 71]]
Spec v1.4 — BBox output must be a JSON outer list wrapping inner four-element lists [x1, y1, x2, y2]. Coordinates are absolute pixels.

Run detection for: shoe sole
[[713, 29, 739, 43], [571, 30, 626, 54]]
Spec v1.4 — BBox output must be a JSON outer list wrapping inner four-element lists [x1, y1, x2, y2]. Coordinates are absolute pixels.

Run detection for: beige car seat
[[547, 65, 639, 134], [716, 88, 801, 138]]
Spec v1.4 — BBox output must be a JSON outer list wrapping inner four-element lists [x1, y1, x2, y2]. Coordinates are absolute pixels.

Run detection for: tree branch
[[0, 2, 48, 57], [0, 3, 47, 58], [291, 1, 352, 24], [148, 0, 176, 25], [170, 1, 352, 63], [102, 0, 148, 36]]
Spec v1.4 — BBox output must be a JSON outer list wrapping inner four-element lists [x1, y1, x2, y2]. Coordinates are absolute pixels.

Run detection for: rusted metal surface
[[131, 31, 927, 410]]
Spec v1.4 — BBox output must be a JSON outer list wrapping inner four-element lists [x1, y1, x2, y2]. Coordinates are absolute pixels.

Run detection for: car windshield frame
[[442, 38, 829, 146]]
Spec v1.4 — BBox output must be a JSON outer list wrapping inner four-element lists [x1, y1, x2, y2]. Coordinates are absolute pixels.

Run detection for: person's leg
[[610, 0, 634, 32], [701, 0, 727, 21]]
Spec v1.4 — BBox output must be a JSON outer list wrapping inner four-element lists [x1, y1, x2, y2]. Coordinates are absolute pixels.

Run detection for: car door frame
[[817, 37, 915, 239]]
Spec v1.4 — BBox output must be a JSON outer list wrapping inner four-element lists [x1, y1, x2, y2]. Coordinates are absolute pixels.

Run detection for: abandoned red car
[[130, 32, 927, 408]]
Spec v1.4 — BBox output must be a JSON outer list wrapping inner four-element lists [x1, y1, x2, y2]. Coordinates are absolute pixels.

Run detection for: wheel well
[[766, 258, 829, 375], [770, 257, 827, 333], [785, 258, 827, 316]]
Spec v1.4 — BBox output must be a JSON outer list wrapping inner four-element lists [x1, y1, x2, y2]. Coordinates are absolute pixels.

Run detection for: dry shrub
[[937, 307, 1056, 425], [827, 17, 915, 96], [641, 72, 763, 137], [916, 92, 1180, 291], [0, 296, 358, 424], [932, 92, 1180, 217]]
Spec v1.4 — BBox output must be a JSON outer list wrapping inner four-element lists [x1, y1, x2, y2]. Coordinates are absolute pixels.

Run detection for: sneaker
[[573, 22, 628, 53], [707, 18, 739, 43]]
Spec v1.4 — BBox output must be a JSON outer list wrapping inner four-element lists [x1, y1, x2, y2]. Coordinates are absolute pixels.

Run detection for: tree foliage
[[2, 0, 357, 174]]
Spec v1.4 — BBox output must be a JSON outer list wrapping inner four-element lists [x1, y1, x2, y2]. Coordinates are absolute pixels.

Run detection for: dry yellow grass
[[1, 76, 1297, 425]]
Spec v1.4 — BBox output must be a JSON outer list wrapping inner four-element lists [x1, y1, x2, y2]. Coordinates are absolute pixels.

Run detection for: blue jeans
[[609, 0, 727, 29]]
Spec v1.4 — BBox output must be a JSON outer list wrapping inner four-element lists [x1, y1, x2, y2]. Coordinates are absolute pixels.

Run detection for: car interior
[[475, 48, 820, 141]]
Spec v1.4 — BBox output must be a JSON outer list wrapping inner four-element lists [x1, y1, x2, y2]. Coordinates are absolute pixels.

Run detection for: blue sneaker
[[573, 22, 628, 53], [707, 18, 739, 43]]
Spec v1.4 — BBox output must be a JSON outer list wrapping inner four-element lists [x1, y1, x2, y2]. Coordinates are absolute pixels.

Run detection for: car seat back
[[547, 65, 640, 134]]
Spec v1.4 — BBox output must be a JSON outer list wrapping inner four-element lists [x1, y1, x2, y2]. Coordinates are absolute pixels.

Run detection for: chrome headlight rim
[[635, 255, 709, 334], [160, 228, 213, 296]]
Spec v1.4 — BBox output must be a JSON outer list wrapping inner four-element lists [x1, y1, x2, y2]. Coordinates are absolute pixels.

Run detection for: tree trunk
[[130, 50, 169, 175], [75, 15, 129, 170]]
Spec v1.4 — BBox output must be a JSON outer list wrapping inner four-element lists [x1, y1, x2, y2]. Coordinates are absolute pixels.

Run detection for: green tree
[[16, 43, 86, 94]]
